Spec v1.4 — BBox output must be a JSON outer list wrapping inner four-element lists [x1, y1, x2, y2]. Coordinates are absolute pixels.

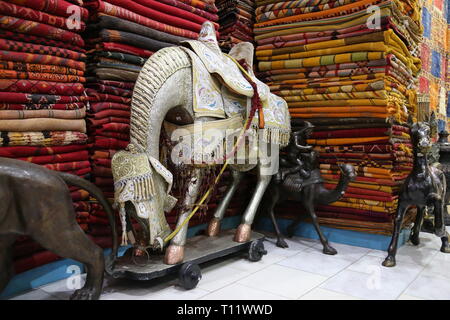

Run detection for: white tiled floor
[[8, 229, 450, 300]]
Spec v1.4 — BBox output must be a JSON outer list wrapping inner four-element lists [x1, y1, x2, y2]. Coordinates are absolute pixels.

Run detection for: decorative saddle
[[180, 21, 291, 147]]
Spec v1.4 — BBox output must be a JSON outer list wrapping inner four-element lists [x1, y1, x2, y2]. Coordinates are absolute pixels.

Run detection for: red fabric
[[97, 80, 134, 90], [0, 39, 85, 60], [88, 117, 130, 127], [44, 161, 91, 172], [91, 149, 118, 159], [0, 144, 88, 157], [88, 235, 114, 249], [0, 30, 85, 53], [91, 109, 130, 119], [90, 102, 130, 113], [86, 84, 132, 97], [73, 201, 91, 212], [94, 137, 129, 149], [0, 50, 85, 71], [99, 122, 130, 133], [7, 0, 88, 21], [316, 211, 391, 223], [93, 158, 112, 167], [0, 79, 85, 95], [132, 0, 219, 27], [0, 70, 86, 83], [311, 128, 391, 139], [0, 92, 87, 104], [14, 251, 61, 273], [94, 42, 154, 58], [158, 0, 219, 21], [0, 1, 87, 32], [71, 189, 90, 201], [85, 0, 198, 39], [92, 165, 112, 177], [13, 240, 44, 259], [0, 61, 84, 77], [86, 90, 131, 104], [323, 183, 395, 198], [177, 0, 218, 13], [17, 150, 89, 165], [317, 205, 392, 219], [0, 102, 85, 110], [94, 130, 130, 140], [0, 16, 85, 47], [106, 0, 209, 34]]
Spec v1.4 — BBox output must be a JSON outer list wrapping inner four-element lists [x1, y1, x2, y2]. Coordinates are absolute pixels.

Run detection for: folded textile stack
[[217, 0, 254, 51], [254, 0, 422, 234], [0, 0, 93, 272]]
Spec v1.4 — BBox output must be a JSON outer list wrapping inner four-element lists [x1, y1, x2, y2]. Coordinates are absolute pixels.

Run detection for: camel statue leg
[[207, 169, 244, 237], [409, 205, 425, 246], [434, 199, 450, 253], [302, 187, 337, 255], [265, 186, 289, 248], [234, 146, 275, 242], [164, 168, 203, 265], [383, 201, 409, 267]]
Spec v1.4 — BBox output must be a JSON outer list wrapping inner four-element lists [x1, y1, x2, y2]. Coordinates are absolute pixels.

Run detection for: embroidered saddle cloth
[[181, 21, 291, 147]]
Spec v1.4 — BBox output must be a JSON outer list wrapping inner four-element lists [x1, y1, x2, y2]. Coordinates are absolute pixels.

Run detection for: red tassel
[[237, 59, 264, 129]]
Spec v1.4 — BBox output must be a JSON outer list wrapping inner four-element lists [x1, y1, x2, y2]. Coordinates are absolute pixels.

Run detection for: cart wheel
[[179, 263, 202, 290], [248, 239, 267, 262]]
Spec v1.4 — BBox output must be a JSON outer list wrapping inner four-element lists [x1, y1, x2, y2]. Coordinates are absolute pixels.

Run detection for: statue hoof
[[276, 238, 289, 248], [164, 245, 185, 265], [409, 235, 420, 246], [440, 245, 450, 253], [206, 218, 221, 237], [234, 224, 252, 243], [323, 245, 337, 255], [382, 256, 396, 267], [70, 287, 100, 300]]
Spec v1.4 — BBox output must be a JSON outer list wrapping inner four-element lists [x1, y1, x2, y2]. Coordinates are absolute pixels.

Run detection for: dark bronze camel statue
[[0, 157, 118, 300], [259, 127, 356, 255], [383, 113, 450, 267]]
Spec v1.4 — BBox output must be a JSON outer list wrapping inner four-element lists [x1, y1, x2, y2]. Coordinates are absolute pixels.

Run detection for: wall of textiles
[[0, 0, 254, 275], [419, 0, 449, 127], [253, 0, 421, 234]]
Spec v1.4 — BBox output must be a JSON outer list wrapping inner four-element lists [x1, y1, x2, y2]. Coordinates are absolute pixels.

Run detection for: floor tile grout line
[[395, 248, 442, 300]]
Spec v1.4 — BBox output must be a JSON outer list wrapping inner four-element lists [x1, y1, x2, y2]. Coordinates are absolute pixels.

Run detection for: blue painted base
[[255, 217, 411, 251], [1, 215, 242, 299]]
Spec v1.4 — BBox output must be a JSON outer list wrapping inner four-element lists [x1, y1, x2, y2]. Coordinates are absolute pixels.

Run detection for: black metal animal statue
[[260, 123, 356, 255], [0, 157, 118, 300], [382, 113, 450, 267]]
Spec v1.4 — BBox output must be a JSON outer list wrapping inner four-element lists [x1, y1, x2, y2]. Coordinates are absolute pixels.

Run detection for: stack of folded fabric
[[83, 0, 222, 239], [0, 0, 93, 272], [217, 0, 254, 51], [253, 0, 422, 235]]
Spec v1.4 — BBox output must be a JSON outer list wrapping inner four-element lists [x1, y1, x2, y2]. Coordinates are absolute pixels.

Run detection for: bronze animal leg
[[303, 188, 337, 255], [265, 186, 289, 248], [207, 169, 244, 237], [29, 201, 105, 300], [433, 200, 450, 253], [164, 168, 203, 265], [0, 235, 16, 294], [410, 206, 425, 246], [383, 201, 409, 267], [234, 165, 272, 243]]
